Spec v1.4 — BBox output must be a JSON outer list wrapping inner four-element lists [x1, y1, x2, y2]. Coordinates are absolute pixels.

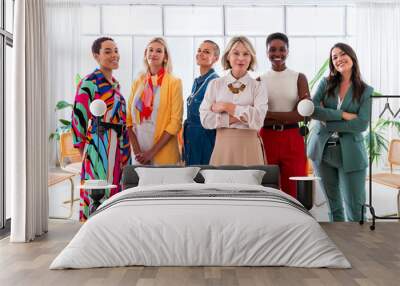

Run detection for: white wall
[[75, 4, 352, 114], [43, 1, 400, 222]]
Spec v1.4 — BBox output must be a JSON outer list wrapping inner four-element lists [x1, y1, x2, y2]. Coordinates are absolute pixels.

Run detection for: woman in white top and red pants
[[200, 36, 267, 166], [259, 33, 310, 198]]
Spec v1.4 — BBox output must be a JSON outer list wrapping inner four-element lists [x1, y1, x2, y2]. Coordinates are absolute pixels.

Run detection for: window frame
[[80, 3, 354, 77], [285, 5, 346, 37], [77, 3, 354, 122], [0, 0, 13, 234]]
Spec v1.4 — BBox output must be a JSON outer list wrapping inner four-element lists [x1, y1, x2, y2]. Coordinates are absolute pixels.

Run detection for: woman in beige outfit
[[199, 36, 268, 166]]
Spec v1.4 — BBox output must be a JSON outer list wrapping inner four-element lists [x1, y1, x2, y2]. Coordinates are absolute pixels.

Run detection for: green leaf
[[55, 100, 73, 111], [372, 91, 382, 97], [60, 125, 71, 132], [75, 73, 82, 86], [373, 118, 386, 130], [309, 58, 330, 91], [365, 125, 389, 165], [48, 133, 60, 141], [59, 119, 71, 126], [385, 120, 400, 133]]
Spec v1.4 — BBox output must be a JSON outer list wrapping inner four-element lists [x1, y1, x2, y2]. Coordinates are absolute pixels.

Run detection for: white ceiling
[[76, 0, 400, 5]]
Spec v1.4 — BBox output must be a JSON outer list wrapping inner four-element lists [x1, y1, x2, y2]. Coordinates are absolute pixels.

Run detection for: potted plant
[[366, 115, 400, 165], [49, 74, 82, 141], [48, 100, 73, 141]]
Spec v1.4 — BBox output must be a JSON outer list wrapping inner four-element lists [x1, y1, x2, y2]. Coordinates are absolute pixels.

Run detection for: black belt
[[263, 124, 299, 131], [326, 140, 340, 147]]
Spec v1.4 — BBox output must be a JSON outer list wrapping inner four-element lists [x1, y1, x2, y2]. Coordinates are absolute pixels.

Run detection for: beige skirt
[[210, 128, 266, 166]]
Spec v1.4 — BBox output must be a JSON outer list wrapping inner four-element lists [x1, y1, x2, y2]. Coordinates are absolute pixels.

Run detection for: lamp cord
[[97, 116, 100, 179]]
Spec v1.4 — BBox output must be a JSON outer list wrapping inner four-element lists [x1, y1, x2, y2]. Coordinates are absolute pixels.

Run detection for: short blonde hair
[[143, 37, 173, 73], [221, 36, 257, 71]]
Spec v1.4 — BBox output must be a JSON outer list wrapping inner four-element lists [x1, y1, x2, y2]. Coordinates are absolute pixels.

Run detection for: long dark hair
[[326, 43, 366, 102]]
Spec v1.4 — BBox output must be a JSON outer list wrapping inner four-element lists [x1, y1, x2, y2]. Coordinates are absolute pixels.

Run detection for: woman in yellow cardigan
[[126, 37, 183, 165]]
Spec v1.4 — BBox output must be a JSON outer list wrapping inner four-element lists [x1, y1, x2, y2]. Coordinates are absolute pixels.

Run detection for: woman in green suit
[[308, 43, 373, 222]]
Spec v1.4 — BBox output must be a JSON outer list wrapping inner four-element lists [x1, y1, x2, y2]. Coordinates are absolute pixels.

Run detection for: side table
[[79, 184, 117, 215], [289, 176, 320, 210]]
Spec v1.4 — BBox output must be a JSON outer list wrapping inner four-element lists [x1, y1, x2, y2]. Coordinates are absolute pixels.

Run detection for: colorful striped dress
[[71, 69, 131, 222]]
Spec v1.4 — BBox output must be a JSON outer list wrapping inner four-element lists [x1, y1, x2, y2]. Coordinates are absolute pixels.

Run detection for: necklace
[[187, 71, 216, 106], [228, 83, 246, 94]]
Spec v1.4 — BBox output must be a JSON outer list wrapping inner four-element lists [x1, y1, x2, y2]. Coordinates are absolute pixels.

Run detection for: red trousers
[[260, 127, 307, 198]]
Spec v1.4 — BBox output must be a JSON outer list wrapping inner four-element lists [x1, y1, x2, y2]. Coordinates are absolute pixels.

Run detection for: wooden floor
[[0, 221, 399, 286]]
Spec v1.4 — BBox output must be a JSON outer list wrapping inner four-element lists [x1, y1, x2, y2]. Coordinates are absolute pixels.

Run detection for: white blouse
[[131, 76, 161, 164], [199, 72, 268, 130], [260, 68, 299, 112]]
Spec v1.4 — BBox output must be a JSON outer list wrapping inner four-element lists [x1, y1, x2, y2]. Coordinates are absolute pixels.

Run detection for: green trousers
[[314, 144, 366, 222]]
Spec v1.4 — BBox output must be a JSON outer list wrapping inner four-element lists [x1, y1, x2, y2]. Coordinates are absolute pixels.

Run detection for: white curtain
[[10, 0, 49, 242], [355, 3, 400, 116], [356, 2, 400, 94], [47, 0, 81, 167], [355, 2, 400, 169]]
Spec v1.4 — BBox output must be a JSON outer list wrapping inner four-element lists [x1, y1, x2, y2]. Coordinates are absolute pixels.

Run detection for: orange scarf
[[134, 68, 165, 123]]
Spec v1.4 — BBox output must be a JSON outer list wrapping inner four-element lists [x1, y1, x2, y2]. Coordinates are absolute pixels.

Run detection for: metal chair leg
[[62, 198, 79, 204], [49, 177, 75, 220], [397, 190, 400, 219], [67, 177, 74, 219]]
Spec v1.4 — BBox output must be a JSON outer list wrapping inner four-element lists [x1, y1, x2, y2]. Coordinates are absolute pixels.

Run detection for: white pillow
[[200, 169, 266, 185], [135, 167, 201, 186]]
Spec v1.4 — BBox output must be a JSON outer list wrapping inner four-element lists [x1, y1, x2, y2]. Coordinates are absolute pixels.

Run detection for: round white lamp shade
[[90, 99, 107, 117], [297, 99, 315, 117]]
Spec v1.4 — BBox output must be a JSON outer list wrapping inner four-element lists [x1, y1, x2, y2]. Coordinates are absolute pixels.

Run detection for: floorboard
[[0, 221, 399, 286]]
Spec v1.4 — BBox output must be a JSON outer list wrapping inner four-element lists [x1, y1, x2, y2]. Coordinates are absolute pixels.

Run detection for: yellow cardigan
[[126, 72, 183, 165]]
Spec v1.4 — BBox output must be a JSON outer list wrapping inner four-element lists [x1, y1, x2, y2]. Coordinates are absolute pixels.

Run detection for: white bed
[[50, 182, 350, 269]]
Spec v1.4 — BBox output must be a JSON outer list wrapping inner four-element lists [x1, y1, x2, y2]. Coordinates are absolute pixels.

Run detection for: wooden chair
[[59, 130, 82, 174], [370, 139, 400, 217], [48, 171, 76, 219], [48, 130, 82, 219], [307, 158, 314, 175]]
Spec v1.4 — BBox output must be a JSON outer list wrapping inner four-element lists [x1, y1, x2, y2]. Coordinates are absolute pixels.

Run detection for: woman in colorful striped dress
[[71, 37, 131, 222]]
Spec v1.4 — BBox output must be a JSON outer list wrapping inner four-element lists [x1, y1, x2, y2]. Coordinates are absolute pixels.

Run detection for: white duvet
[[50, 183, 350, 269]]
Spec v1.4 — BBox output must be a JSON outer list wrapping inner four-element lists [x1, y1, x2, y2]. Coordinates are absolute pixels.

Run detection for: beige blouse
[[199, 72, 268, 130]]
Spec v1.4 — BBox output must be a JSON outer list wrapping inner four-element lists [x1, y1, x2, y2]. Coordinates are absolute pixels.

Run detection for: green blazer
[[307, 78, 373, 173]]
